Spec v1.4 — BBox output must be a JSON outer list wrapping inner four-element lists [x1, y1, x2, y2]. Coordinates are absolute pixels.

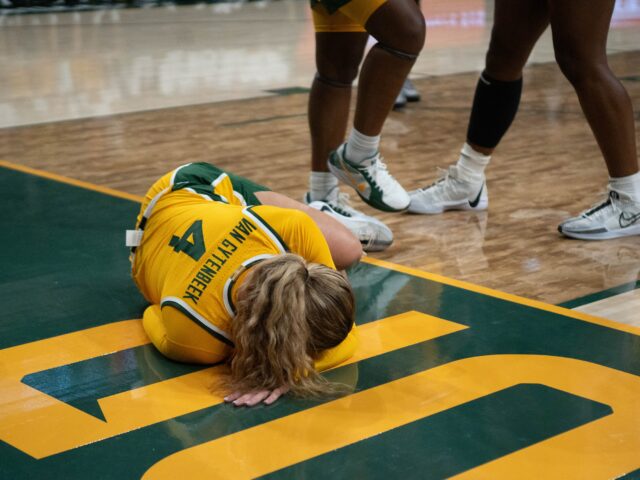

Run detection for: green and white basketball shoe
[[327, 144, 410, 213]]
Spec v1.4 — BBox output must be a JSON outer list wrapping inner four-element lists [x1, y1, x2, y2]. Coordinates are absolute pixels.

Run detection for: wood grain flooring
[[1, 51, 639, 306]]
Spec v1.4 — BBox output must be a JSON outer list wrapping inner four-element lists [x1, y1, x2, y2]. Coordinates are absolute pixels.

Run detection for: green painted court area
[[1, 165, 639, 479]]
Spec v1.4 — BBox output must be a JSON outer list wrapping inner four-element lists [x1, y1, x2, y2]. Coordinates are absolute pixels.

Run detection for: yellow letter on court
[[0, 311, 464, 458], [143, 355, 640, 480]]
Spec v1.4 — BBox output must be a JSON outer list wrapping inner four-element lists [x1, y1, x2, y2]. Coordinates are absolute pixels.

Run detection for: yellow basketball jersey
[[131, 164, 342, 365]]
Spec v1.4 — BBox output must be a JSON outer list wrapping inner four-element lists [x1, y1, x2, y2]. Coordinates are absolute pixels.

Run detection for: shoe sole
[[559, 224, 640, 240], [408, 198, 488, 215], [393, 97, 407, 110], [328, 153, 409, 213], [350, 219, 394, 252], [363, 239, 393, 252]]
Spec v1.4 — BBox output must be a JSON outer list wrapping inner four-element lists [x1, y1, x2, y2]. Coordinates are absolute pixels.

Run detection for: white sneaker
[[408, 166, 488, 214], [304, 189, 393, 252], [558, 189, 640, 240], [393, 79, 420, 110], [393, 90, 407, 110], [327, 143, 410, 212], [402, 78, 421, 102]]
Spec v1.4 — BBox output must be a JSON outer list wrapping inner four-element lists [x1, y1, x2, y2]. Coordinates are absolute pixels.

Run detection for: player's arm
[[254, 191, 362, 270]]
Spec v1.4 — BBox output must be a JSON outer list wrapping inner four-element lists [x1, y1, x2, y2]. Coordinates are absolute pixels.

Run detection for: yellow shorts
[[312, 0, 387, 33]]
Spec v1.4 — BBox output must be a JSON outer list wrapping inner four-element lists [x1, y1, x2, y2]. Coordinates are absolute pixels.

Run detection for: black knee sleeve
[[466, 71, 522, 149], [314, 72, 353, 89], [374, 42, 418, 61]]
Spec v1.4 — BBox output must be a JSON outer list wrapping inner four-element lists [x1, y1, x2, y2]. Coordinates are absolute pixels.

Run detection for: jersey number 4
[[169, 220, 206, 261]]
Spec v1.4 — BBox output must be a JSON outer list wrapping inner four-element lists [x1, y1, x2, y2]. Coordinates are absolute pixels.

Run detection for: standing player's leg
[[327, 0, 425, 212], [307, 26, 394, 252], [550, 0, 640, 239], [409, 0, 549, 214], [394, 0, 422, 110], [353, 0, 425, 135], [308, 31, 368, 202]]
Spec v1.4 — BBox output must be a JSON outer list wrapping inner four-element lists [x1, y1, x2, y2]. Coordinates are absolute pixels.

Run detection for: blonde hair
[[228, 253, 355, 397]]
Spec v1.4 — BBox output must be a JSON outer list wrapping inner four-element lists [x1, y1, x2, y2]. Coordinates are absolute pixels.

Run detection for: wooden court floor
[[1, 50, 639, 310], [1, 6, 640, 478]]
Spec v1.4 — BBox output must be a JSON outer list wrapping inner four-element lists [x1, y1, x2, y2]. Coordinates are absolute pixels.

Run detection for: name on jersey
[[182, 218, 258, 304]]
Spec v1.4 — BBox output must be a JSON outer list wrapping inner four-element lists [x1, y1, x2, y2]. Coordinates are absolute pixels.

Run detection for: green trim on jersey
[[244, 206, 290, 254], [161, 297, 234, 347], [310, 0, 353, 15], [172, 162, 270, 206]]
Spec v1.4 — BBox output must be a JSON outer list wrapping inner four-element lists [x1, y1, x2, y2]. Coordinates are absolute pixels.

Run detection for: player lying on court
[[129, 163, 362, 406]]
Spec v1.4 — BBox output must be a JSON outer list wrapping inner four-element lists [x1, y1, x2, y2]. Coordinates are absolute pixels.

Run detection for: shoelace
[[352, 220, 378, 250], [325, 187, 360, 217], [419, 166, 454, 192], [361, 229, 378, 251], [366, 157, 401, 191], [334, 192, 360, 217], [582, 190, 619, 219]]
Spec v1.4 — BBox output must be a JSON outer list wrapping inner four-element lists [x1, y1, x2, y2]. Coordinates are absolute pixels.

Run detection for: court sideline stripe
[[3, 158, 639, 337], [0, 160, 144, 203], [363, 257, 640, 336], [558, 279, 640, 309]]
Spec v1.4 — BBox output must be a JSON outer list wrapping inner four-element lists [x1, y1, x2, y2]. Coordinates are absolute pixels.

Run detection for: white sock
[[345, 128, 380, 164], [456, 143, 491, 184], [309, 171, 338, 202], [609, 171, 640, 203]]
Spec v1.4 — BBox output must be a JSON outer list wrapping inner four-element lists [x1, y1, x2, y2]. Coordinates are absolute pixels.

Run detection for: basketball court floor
[[1, 0, 640, 478]]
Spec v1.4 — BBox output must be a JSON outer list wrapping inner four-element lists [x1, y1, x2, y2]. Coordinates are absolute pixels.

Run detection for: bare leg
[[468, 0, 550, 155], [354, 0, 425, 135], [309, 32, 368, 173], [394, 0, 422, 108], [549, 0, 639, 177], [408, 0, 549, 214], [307, 32, 395, 251]]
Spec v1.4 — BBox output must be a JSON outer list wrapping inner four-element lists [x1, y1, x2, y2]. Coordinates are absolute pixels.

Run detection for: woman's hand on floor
[[224, 386, 289, 407]]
